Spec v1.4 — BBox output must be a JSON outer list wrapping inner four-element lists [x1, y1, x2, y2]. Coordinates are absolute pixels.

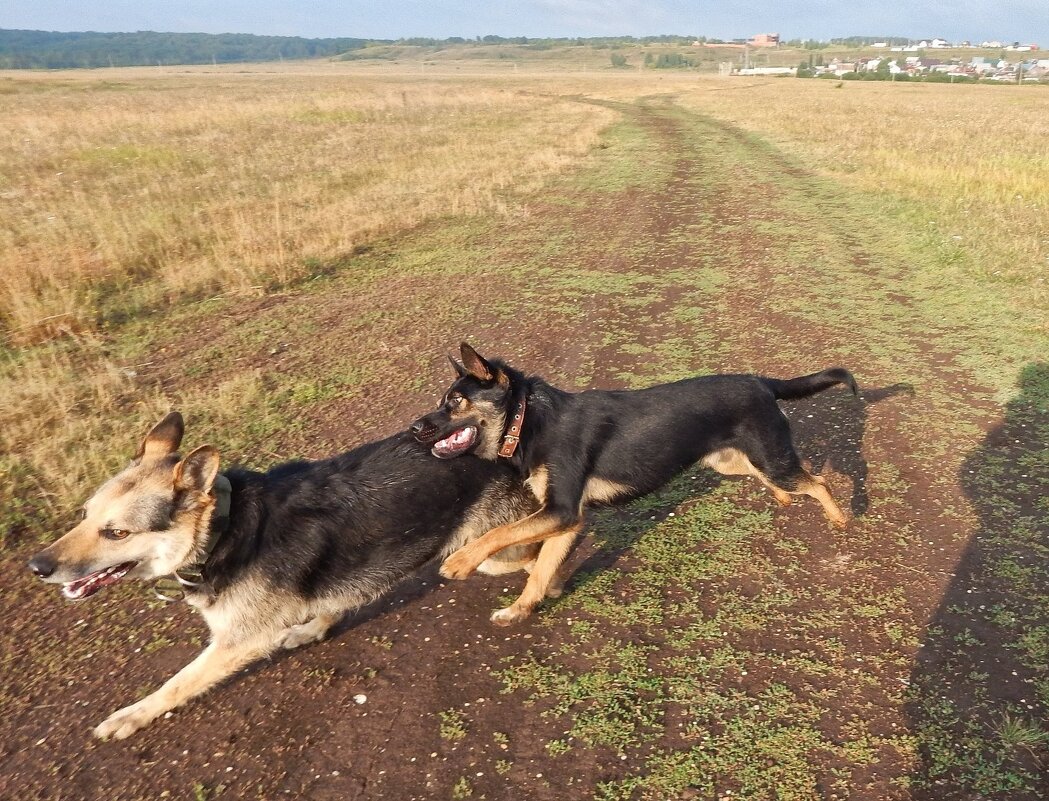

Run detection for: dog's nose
[[28, 552, 57, 578], [411, 419, 436, 441]]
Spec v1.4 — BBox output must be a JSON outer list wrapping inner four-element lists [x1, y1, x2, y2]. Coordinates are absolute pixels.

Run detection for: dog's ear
[[460, 342, 494, 382], [173, 445, 220, 493], [447, 353, 468, 378], [136, 411, 185, 460]]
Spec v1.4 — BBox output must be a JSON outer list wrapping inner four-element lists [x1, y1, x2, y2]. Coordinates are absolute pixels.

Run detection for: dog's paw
[[490, 605, 531, 627], [439, 549, 480, 581], [279, 620, 328, 650], [93, 701, 158, 740]]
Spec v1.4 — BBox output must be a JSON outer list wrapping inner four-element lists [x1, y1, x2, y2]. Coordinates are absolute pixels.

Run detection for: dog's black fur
[[411, 344, 857, 620], [205, 431, 535, 601]]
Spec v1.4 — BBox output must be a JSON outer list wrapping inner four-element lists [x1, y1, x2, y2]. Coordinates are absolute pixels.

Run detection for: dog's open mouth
[[431, 426, 477, 459], [62, 561, 137, 600]]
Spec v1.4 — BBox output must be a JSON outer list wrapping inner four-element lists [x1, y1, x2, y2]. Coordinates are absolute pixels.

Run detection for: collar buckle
[[498, 393, 527, 458]]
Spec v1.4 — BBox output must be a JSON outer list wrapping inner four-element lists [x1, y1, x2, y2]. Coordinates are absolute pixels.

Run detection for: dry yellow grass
[[673, 79, 1049, 323], [0, 70, 615, 342], [3, 65, 1046, 542], [0, 335, 285, 534]]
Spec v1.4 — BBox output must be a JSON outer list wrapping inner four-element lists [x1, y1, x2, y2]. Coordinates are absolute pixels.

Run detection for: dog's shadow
[[788, 382, 914, 515]]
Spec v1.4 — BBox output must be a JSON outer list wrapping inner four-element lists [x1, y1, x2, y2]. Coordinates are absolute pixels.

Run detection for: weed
[[450, 776, 473, 799], [439, 708, 469, 741]]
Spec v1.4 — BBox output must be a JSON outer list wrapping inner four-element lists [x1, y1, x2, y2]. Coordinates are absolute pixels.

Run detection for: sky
[[2, 1, 1046, 45]]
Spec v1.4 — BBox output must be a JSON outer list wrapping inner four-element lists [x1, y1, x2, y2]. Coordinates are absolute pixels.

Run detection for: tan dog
[[29, 412, 539, 739]]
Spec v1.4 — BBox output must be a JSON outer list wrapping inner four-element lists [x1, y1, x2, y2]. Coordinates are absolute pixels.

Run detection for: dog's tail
[[762, 368, 858, 401]]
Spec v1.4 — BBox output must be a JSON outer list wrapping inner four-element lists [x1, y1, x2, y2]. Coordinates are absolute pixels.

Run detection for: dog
[[27, 411, 539, 739], [410, 343, 857, 625]]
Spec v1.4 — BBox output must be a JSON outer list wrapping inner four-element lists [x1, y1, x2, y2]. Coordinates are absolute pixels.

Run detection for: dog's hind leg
[[279, 610, 344, 650], [93, 635, 274, 740], [490, 524, 582, 626], [702, 447, 791, 506], [792, 472, 847, 529], [732, 412, 848, 529], [751, 452, 848, 530]]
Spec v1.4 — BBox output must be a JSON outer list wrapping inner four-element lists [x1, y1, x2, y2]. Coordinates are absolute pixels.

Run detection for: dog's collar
[[498, 389, 527, 459], [153, 474, 232, 602]]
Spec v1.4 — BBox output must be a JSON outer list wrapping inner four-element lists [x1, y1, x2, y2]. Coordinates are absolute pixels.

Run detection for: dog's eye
[[100, 528, 131, 540], [450, 395, 465, 407]]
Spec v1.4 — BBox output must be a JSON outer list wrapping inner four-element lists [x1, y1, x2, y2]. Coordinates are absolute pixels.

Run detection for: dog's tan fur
[[701, 447, 845, 525], [439, 466, 632, 621]]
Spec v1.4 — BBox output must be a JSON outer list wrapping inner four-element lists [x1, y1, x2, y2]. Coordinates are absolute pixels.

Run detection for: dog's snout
[[411, 417, 438, 442], [28, 552, 57, 578]]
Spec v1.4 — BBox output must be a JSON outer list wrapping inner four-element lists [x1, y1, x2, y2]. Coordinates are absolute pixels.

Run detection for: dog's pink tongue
[[436, 429, 464, 451], [62, 562, 135, 600]]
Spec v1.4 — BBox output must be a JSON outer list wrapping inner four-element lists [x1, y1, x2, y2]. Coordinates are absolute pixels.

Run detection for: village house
[[749, 33, 780, 47]]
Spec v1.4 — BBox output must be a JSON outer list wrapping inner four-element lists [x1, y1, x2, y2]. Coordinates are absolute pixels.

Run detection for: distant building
[[749, 33, 780, 47], [737, 66, 795, 75]]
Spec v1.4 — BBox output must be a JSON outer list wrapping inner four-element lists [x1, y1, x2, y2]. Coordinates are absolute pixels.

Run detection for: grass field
[[0, 72, 613, 341], [1, 61, 1046, 800]]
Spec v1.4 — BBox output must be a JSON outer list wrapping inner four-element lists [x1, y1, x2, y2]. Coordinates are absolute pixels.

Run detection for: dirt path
[[3, 98, 1045, 801]]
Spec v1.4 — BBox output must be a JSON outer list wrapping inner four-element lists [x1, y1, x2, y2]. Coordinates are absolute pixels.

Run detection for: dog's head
[[27, 412, 221, 600], [411, 342, 513, 460]]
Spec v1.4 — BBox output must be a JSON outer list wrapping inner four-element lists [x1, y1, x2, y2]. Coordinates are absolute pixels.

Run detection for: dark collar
[[498, 387, 527, 458], [153, 474, 232, 602]]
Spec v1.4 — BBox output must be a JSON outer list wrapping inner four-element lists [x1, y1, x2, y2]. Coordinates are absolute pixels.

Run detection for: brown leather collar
[[498, 390, 527, 458]]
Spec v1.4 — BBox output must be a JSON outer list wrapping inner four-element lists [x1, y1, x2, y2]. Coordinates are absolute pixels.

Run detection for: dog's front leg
[[279, 610, 344, 650], [440, 508, 575, 580], [93, 637, 271, 740], [491, 524, 582, 626]]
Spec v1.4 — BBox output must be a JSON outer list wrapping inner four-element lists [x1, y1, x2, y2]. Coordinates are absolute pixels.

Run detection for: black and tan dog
[[411, 343, 857, 625], [28, 412, 538, 739]]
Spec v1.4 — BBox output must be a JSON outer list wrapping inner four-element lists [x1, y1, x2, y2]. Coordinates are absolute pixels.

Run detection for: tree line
[[0, 29, 371, 69]]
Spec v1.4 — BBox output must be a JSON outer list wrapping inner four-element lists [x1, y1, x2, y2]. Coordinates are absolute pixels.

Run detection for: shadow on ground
[[790, 382, 915, 516], [908, 363, 1049, 799]]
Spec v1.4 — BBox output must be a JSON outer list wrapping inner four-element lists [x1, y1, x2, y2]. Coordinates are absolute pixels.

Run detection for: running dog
[[27, 412, 538, 739], [411, 343, 857, 625]]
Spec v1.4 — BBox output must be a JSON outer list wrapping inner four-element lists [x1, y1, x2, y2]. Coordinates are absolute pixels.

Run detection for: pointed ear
[[173, 445, 220, 493], [447, 353, 468, 378], [459, 342, 494, 382], [136, 411, 184, 460]]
